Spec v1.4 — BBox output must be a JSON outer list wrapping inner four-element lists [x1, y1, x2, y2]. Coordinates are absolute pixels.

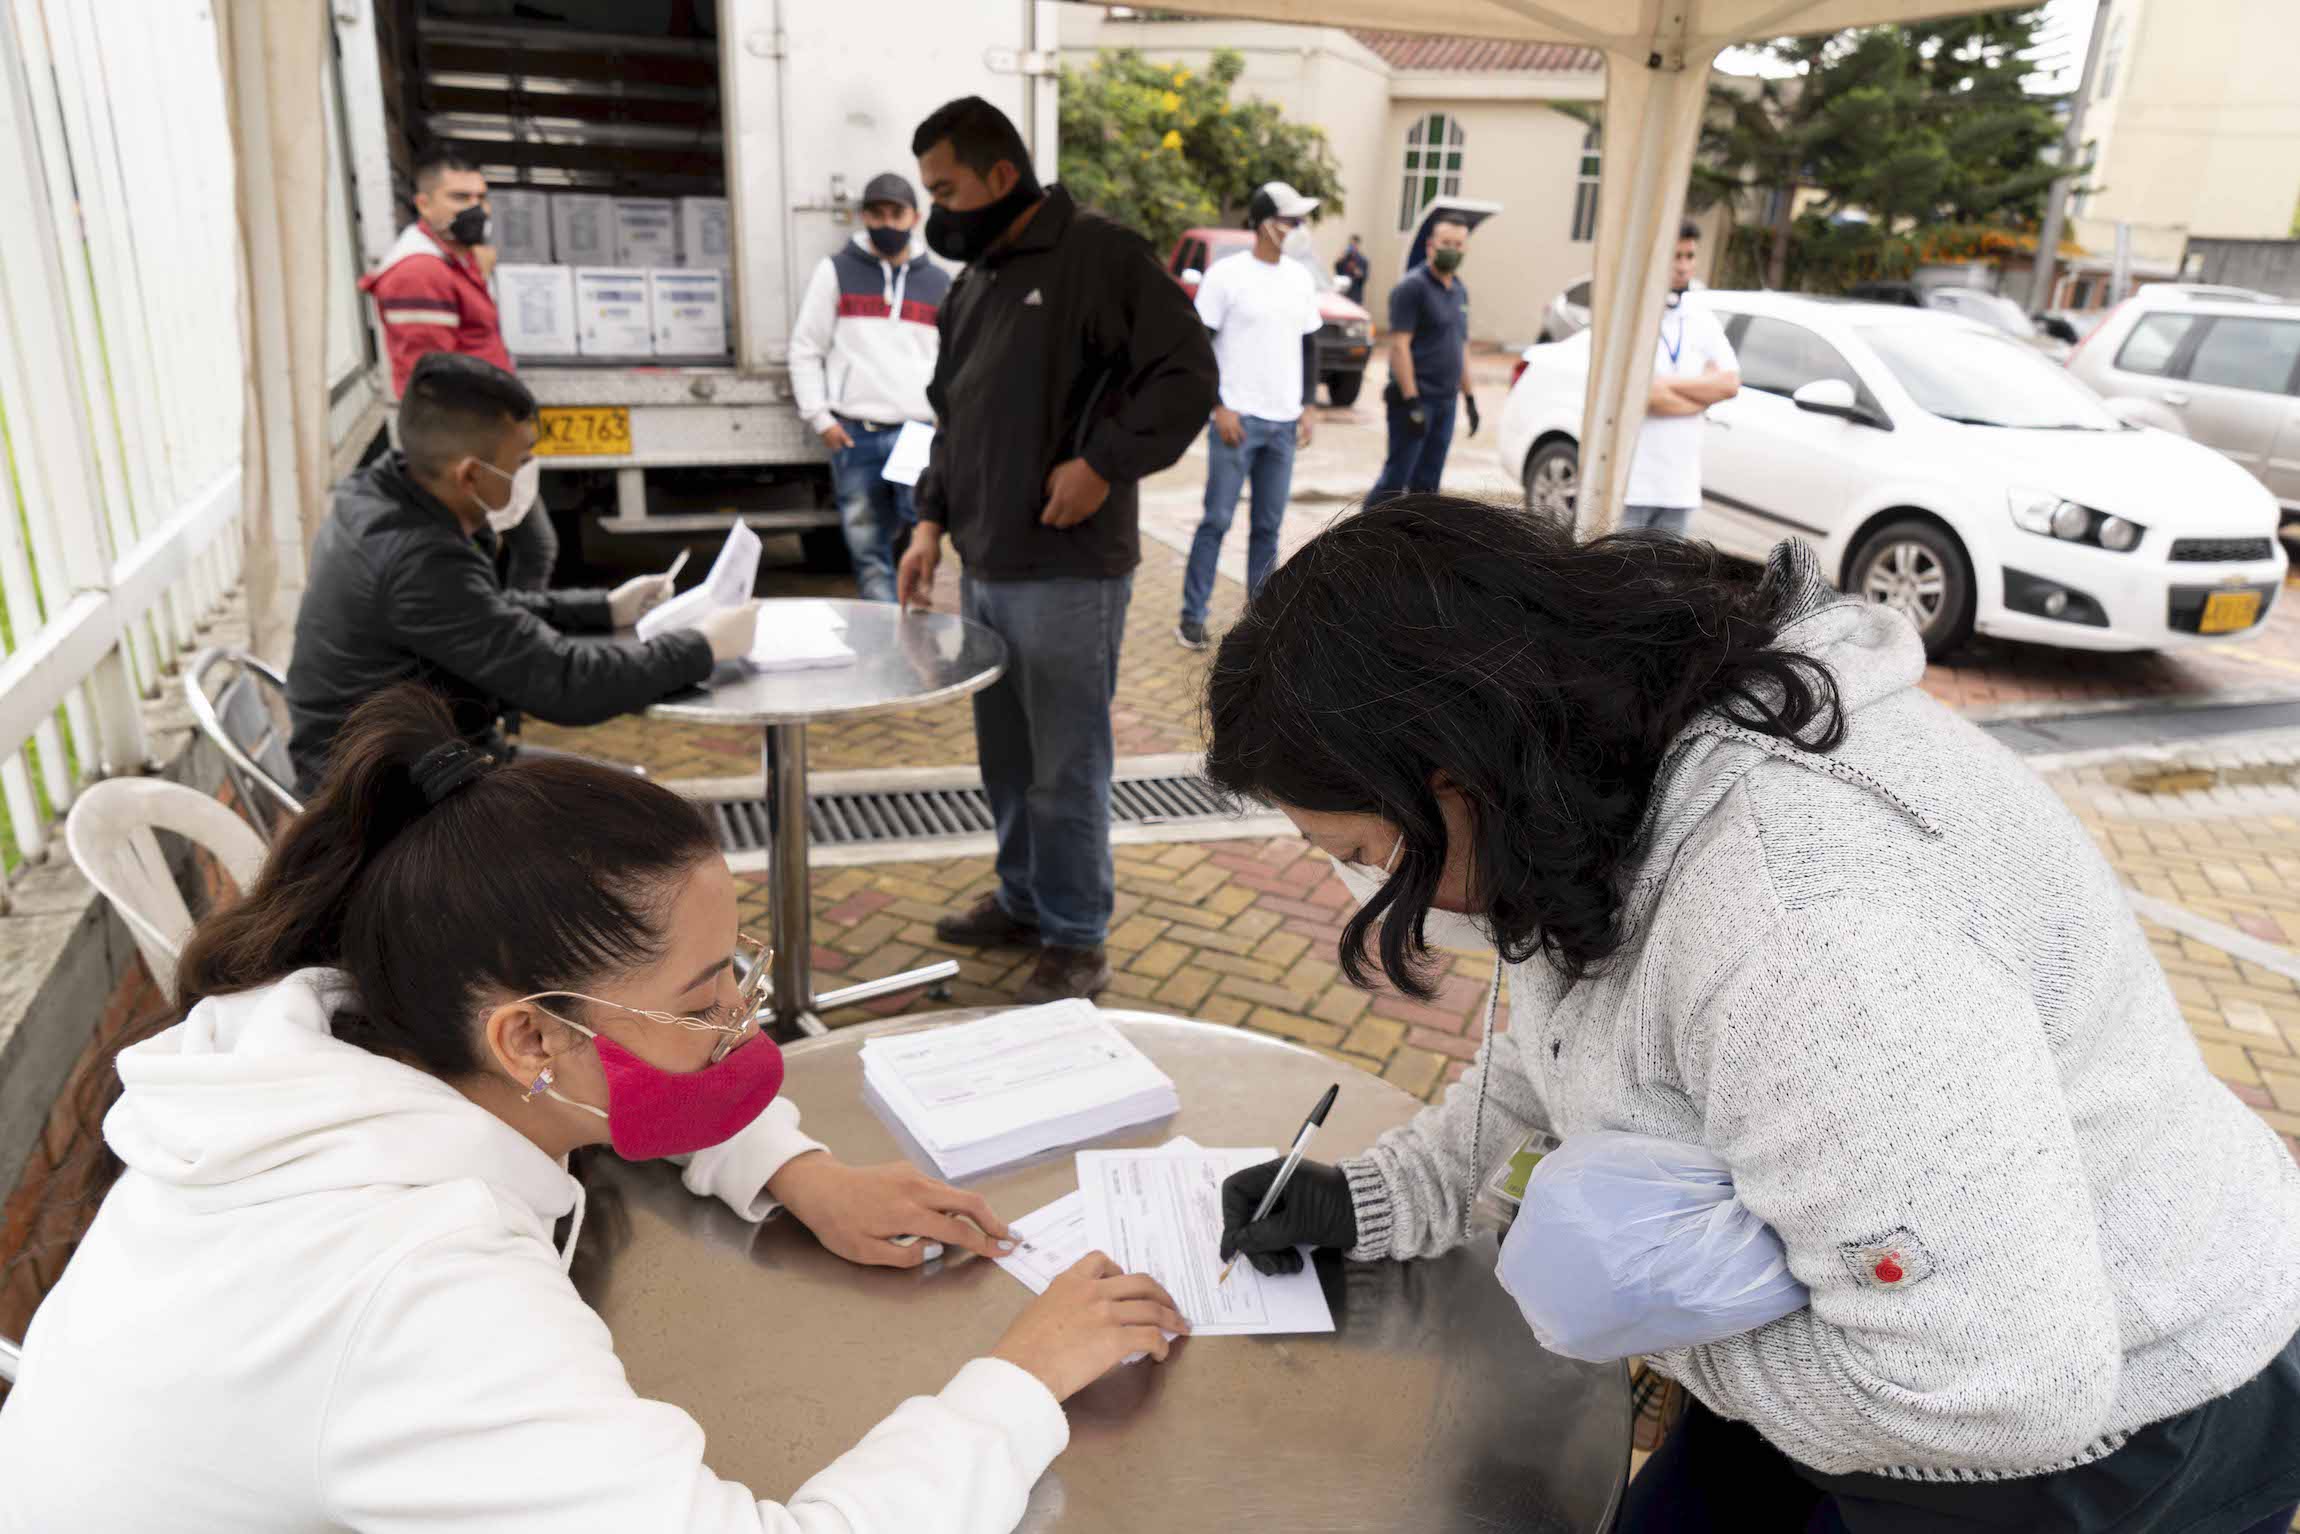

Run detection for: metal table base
[[761, 721, 956, 1037]]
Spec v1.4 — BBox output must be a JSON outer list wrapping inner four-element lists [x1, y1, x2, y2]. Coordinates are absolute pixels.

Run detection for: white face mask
[[1326, 828, 1494, 953], [474, 457, 541, 533], [1281, 224, 1315, 261]]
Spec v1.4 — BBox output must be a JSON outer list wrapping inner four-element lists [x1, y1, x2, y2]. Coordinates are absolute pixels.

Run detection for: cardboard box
[[649, 268, 729, 356], [613, 197, 680, 267], [550, 193, 616, 266], [574, 267, 654, 357], [490, 189, 552, 264], [494, 264, 577, 359], [678, 196, 730, 270]]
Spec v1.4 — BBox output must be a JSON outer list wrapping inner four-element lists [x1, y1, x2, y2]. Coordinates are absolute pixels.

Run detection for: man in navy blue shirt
[[1369, 217, 1476, 506]]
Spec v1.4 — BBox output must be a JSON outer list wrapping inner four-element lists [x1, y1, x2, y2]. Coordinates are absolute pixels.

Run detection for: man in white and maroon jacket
[[359, 147, 556, 592], [787, 172, 950, 603]]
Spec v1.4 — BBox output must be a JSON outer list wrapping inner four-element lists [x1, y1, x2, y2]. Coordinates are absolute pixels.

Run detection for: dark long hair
[[178, 684, 717, 1075], [1202, 497, 1845, 998]]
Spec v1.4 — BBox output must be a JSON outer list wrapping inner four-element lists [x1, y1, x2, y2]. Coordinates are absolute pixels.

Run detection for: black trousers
[[1619, 1331, 2300, 1534]]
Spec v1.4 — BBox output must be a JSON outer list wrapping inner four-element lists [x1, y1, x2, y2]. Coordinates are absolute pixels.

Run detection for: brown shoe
[[934, 893, 1040, 948], [1016, 945, 1112, 1004]]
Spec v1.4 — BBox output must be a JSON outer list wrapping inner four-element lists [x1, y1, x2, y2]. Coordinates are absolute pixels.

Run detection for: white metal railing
[[0, 0, 247, 888]]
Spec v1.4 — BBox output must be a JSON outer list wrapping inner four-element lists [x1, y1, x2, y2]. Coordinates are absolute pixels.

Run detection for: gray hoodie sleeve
[[1338, 966, 1558, 1262], [1664, 904, 2124, 1475]]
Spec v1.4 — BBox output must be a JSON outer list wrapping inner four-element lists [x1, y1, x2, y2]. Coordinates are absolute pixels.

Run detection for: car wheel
[[1849, 517, 1974, 656], [1522, 439, 1578, 529], [1325, 371, 1363, 408]]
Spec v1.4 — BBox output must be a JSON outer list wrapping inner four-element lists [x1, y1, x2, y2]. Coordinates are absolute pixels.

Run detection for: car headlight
[[2006, 488, 2146, 554], [1343, 319, 1370, 341]]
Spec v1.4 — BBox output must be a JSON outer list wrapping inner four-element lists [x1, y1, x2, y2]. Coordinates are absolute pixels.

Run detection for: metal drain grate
[[711, 772, 1238, 855]]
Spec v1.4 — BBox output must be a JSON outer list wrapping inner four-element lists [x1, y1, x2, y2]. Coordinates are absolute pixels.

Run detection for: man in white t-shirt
[[1176, 181, 1325, 650], [1622, 221, 1739, 537]]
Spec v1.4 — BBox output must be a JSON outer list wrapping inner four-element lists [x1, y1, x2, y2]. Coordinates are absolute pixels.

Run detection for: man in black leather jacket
[[286, 355, 757, 792]]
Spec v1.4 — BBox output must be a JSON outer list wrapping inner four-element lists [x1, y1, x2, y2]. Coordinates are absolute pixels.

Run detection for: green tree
[[1057, 49, 1344, 254], [1697, 9, 2071, 289]]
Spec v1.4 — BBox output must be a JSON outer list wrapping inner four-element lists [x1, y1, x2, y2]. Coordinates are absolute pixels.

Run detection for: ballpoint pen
[[663, 547, 691, 585], [1218, 1082, 1339, 1286]]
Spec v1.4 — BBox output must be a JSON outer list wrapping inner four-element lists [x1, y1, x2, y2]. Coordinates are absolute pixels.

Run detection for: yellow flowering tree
[[1058, 48, 1345, 253]]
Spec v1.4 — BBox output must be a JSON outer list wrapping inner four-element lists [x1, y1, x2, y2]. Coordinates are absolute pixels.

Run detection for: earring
[[525, 1065, 555, 1101]]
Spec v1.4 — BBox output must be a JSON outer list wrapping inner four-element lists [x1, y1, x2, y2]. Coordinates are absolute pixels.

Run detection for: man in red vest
[[359, 148, 554, 589]]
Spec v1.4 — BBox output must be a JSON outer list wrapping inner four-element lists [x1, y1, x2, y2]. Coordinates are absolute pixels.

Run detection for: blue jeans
[[961, 573, 1132, 949], [829, 419, 917, 603], [1620, 504, 1694, 537], [1368, 390, 1458, 506], [1181, 414, 1297, 625]]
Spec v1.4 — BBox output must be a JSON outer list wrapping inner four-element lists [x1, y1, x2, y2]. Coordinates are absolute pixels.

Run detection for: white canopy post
[[217, 0, 329, 664], [1573, 36, 1721, 537]]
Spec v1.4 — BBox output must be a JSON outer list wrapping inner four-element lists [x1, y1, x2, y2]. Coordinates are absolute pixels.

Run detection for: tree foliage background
[[1058, 49, 1344, 253], [1696, 8, 2072, 291]]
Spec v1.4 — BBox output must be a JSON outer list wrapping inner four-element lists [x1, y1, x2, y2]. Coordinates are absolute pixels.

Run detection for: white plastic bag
[[1494, 1131, 1809, 1362]]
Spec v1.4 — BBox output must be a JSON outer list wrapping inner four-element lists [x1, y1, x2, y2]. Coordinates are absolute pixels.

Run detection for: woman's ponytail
[[174, 687, 458, 1011]]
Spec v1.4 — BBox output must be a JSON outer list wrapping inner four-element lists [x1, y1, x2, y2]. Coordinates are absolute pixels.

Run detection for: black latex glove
[[1403, 399, 1429, 436], [1219, 1159, 1356, 1277], [1464, 394, 1481, 437]]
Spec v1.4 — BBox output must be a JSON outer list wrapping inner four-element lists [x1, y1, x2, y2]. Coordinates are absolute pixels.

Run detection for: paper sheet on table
[[880, 421, 934, 487], [748, 600, 855, 672], [993, 1138, 1203, 1295], [635, 518, 761, 642], [1078, 1143, 1334, 1338]]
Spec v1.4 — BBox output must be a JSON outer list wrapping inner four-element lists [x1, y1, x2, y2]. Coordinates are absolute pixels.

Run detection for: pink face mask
[[540, 1018, 785, 1161]]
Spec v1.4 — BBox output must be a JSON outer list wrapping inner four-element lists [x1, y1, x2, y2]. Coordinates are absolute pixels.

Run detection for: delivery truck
[[328, 0, 1060, 569]]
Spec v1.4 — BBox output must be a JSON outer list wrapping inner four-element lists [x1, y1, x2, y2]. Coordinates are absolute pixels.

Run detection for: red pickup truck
[[1164, 228, 1376, 406]]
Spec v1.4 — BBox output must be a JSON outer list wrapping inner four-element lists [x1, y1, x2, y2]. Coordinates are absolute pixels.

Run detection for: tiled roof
[[1348, 31, 1604, 73]]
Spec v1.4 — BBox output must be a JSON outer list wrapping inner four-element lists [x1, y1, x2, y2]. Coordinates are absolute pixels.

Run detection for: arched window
[[1571, 123, 1601, 241], [1398, 113, 1465, 231]]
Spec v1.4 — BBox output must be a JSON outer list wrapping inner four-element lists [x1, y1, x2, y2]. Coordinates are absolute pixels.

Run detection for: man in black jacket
[[899, 97, 1217, 1004], [286, 354, 759, 792]]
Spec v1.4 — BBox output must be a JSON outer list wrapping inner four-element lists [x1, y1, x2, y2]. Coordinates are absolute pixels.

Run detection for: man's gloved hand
[[1464, 394, 1482, 437], [696, 600, 765, 664], [1402, 399, 1429, 437], [609, 573, 675, 628], [1219, 1159, 1356, 1277]]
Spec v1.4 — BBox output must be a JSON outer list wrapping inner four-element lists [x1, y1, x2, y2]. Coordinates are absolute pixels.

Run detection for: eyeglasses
[[519, 933, 774, 1064]]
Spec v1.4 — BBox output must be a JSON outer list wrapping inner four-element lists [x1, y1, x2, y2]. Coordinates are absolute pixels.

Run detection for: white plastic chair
[[183, 648, 302, 842], [64, 778, 267, 1000]]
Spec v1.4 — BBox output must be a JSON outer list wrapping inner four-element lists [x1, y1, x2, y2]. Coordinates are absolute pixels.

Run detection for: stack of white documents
[[748, 600, 854, 673], [860, 1001, 1179, 1178]]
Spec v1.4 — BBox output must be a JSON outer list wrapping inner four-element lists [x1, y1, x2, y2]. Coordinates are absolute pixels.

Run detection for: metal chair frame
[[183, 647, 302, 839]]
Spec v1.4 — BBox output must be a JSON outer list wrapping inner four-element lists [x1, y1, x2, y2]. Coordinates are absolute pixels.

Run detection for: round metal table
[[573, 1010, 1631, 1532], [651, 599, 1006, 1035]]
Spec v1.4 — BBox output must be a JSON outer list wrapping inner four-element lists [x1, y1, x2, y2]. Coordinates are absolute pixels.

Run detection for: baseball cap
[[861, 172, 918, 211], [1247, 181, 1321, 223]]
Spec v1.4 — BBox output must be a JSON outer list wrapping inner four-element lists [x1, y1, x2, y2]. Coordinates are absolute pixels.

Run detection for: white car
[[1497, 291, 2287, 655]]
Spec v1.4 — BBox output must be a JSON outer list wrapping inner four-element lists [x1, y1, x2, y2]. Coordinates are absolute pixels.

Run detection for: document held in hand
[[859, 1002, 1180, 1179], [880, 421, 934, 487], [635, 518, 760, 642]]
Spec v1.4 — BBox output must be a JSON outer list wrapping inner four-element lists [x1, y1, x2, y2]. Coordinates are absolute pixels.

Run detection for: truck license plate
[[535, 406, 632, 457], [2200, 590, 2262, 634]]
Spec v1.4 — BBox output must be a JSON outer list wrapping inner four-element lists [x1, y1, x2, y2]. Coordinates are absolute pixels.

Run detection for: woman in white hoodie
[[0, 685, 1186, 1533]]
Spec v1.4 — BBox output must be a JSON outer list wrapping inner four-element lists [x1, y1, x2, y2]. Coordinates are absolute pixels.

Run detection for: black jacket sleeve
[[389, 540, 713, 726], [1078, 230, 1218, 486], [915, 280, 960, 528], [504, 585, 615, 633]]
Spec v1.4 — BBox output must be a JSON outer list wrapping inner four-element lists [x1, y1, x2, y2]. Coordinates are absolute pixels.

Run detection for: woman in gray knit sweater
[[1205, 497, 2300, 1531]]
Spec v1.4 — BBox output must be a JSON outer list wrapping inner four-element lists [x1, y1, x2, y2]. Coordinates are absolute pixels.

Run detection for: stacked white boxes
[[495, 264, 577, 359], [648, 269, 729, 356], [677, 196, 730, 270], [548, 193, 616, 267], [612, 198, 680, 267], [490, 189, 553, 264], [573, 268, 653, 357]]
